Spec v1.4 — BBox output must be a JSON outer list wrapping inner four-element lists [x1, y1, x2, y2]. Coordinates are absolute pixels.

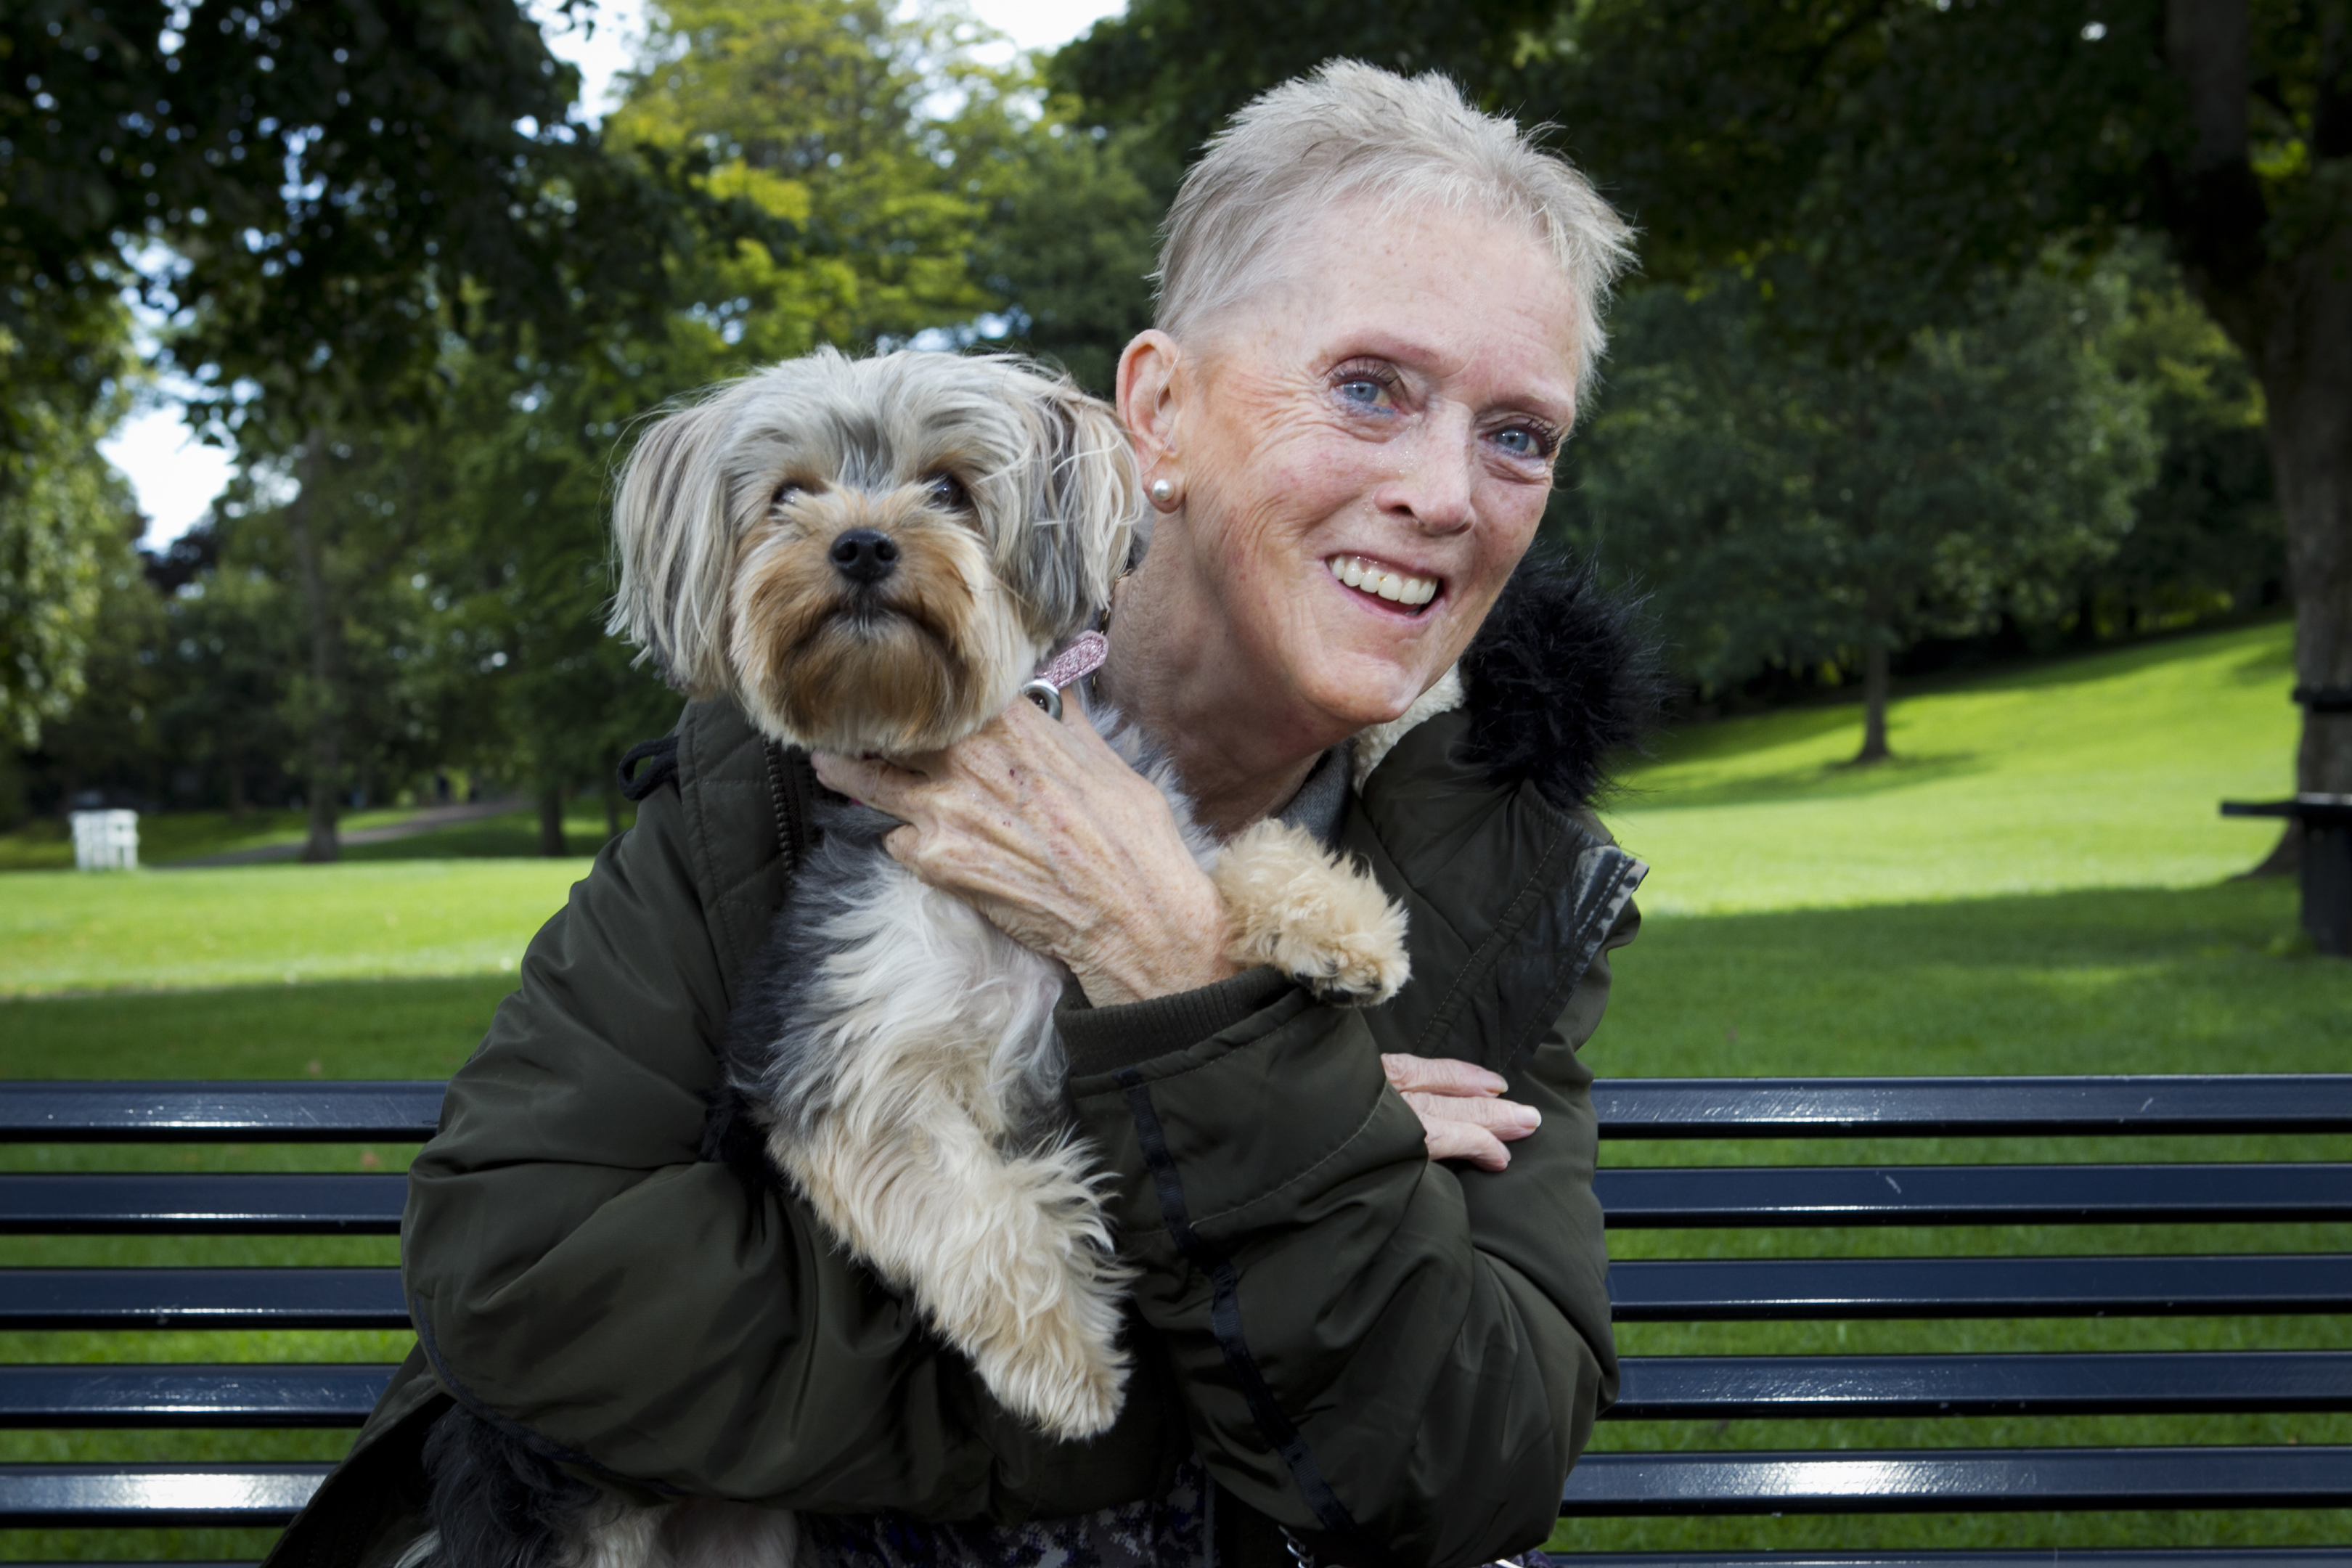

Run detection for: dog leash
[[1019, 629, 1109, 722]]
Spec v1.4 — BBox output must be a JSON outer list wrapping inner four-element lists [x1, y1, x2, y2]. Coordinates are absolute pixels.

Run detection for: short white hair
[[1154, 60, 1636, 397]]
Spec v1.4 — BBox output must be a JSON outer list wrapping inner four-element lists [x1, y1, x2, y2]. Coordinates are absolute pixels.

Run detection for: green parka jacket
[[266, 576, 1646, 1568]]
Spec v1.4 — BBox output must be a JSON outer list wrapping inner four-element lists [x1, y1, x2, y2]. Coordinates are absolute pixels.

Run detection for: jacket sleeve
[[401, 767, 1180, 1521], [1056, 898, 1633, 1568]]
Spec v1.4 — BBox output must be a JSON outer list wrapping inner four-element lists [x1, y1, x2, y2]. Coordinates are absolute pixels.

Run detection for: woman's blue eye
[[1496, 429, 1535, 454], [1339, 379, 1386, 406]]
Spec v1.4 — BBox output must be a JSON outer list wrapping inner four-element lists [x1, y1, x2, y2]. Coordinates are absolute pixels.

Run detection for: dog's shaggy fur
[[414, 348, 1414, 1568]]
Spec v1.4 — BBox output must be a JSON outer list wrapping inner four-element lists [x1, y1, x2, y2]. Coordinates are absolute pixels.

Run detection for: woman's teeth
[[1326, 555, 1439, 607]]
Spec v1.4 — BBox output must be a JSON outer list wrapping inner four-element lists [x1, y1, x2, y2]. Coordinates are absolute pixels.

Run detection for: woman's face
[[1158, 202, 1582, 731]]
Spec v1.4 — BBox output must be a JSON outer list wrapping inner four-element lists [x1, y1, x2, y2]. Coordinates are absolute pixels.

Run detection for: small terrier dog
[[416, 348, 1410, 1568]]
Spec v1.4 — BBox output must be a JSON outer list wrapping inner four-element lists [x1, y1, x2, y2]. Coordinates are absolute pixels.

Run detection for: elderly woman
[[271, 61, 1648, 1568]]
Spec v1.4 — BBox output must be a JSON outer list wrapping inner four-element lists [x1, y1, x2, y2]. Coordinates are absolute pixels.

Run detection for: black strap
[[617, 735, 680, 801], [1115, 1069, 1392, 1568]]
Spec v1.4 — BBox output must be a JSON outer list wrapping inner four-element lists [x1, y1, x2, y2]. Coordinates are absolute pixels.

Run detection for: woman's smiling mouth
[[1326, 554, 1441, 610]]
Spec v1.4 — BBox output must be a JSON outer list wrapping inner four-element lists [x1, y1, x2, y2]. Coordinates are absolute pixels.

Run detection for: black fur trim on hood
[[1458, 550, 1667, 814]]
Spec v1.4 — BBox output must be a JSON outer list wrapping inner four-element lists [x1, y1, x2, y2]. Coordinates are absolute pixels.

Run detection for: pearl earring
[[1149, 477, 1178, 507]]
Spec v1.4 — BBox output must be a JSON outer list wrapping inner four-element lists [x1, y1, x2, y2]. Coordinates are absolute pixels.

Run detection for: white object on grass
[[70, 809, 140, 871]]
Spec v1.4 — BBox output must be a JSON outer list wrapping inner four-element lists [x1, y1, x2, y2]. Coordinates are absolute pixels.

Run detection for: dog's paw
[[971, 1302, 1130, 1440], [914, 1148, 1134, 1440], [1212, 820, 1410, 1008]]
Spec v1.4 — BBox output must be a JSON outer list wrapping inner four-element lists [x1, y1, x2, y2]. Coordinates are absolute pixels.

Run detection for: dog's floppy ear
[[1022, 377, 1140, 640], [608, 388, 741, 696]]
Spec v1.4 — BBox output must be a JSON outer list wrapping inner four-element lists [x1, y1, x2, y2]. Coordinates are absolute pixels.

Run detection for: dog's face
[[608, 351, 1139, 756]]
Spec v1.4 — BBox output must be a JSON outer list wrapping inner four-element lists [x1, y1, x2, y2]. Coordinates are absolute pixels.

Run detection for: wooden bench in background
[[0, 1075, 2343, 1567]]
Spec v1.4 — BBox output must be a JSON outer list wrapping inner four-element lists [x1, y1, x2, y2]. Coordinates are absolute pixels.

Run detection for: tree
[[1571, 266, 2157, 759], [0, 364, 138, 748], [1530, 0, 2349, 849], [2079, 240, 2282, 637], [397, 0, 1045, 854], [4, 0, 765, 857]]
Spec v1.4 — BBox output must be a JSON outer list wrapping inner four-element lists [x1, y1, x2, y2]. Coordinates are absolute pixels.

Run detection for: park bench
[[0, 1074, 2343, 1567], [2223, 682, 2352, 956]]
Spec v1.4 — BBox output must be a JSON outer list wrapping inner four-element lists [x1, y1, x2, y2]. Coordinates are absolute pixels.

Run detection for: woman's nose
[[1379, 420, 1477, 535]]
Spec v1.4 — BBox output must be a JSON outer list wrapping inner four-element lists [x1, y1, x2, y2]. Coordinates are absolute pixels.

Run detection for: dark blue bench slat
[[6, 1164, 2345, 1236], [0, 1352, 2335, 1427], [1557, 1445, 2352, 1513], [4, 1257, 2335, 1328], [1607, 1254, 2352, 1319], [1545, 1551, 2352, 1565], [1598, 1164, 2352, 1225], [0, 1270, 407, 1329], [1612, 1351, 2352, 1418], [0, 1464, 328, 1526], [2, 1075, 2343, 1143], [0, 1365, 393, 1426], [1594, 1076, 2352, 1137], [0, 1084, 442, 1143], [0, 1175, 407, 1233]]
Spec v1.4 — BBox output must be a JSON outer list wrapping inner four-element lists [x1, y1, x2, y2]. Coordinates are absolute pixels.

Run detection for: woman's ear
[[606, 389, 740, 698], [1116, 330, 1182, 475]]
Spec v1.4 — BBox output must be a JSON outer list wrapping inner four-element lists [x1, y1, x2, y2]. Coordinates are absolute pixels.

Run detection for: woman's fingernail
[[1512, 1105, 1542, 1130]]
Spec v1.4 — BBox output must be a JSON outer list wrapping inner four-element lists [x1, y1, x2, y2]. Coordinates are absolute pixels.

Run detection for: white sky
[[107, 0, 1127, 549]]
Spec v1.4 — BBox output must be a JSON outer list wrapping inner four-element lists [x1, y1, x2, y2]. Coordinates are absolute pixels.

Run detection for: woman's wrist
[[1069, 868, 1239, 1007]]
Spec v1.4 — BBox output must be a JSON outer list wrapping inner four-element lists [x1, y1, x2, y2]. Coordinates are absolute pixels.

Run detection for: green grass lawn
[[0, 617, 2342, 1559], [0, 801, 629, 871], [0, 861, 592, 997], [1601, 618, 2300, 912]]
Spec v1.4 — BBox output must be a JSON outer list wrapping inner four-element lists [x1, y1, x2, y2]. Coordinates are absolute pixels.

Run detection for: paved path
[[165, 799, 520, 867]]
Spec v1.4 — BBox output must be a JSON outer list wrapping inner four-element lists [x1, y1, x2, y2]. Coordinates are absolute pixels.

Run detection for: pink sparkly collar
[[1032, 629, 1108, 690]]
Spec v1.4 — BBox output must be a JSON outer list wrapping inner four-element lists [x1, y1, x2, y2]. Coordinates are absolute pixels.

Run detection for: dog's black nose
[[829, 528, 899, 584]]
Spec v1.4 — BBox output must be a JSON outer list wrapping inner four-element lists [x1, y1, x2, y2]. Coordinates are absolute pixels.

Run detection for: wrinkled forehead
[[724, 362, 1032, 496]]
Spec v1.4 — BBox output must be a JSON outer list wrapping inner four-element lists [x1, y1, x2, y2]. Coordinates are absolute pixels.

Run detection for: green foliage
[[968, 113, 1166, 396], [1569, 264, 2158, 698], [2086, 240, 2283, 633], [0, 373, 139, 749], [1053, 0, 1543, 174], [0, 0, 735, 429], [611, 0, 991, 356]]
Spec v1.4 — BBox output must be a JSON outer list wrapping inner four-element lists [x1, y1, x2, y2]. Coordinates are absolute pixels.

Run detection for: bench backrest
[[0, 1075, 2344, 1562]]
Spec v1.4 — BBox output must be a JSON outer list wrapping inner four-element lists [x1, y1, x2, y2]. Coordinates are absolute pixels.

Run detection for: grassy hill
[[1601, 618, 2300, 913]]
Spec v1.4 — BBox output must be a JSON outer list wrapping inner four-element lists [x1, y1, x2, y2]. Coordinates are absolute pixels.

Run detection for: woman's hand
[[1382, 1055, 1541, 1171], [811, 696, 1240, 1009]]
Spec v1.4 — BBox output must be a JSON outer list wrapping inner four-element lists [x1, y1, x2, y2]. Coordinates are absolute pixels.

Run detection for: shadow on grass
[[0, 973, 514, 1081], [1592, 876, 2347, 1083], [338, 810, 621, 862], [1619, 748, 1996, 812]]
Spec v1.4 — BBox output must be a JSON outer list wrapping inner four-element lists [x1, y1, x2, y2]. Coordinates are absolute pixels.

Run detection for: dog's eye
[[923, 473, 970, 512], [770, 482, 804, 511]]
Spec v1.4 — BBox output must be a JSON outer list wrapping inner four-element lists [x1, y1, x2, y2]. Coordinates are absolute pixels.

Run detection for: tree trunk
[[2164, 0, 2352, 872], [284, 432, 343, 865], [536, 785, 568, 857], [1855, 640, 1892, 763], [2264, 282, 2352, 803]]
